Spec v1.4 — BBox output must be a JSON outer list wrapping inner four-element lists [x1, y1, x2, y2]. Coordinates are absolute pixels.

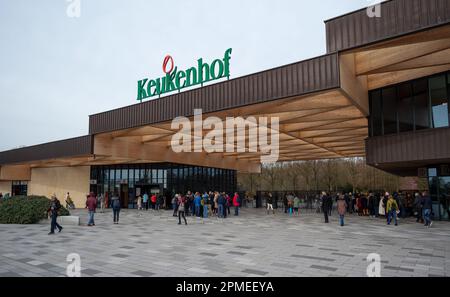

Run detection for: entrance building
[[0, 0, 449, 217]]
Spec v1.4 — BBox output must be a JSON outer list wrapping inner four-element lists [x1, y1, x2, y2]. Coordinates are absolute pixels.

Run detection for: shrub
[[0, 195, 70, 224]]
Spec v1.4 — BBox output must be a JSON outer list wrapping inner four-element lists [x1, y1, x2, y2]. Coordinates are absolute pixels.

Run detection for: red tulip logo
[[162, 55, 174, 74]]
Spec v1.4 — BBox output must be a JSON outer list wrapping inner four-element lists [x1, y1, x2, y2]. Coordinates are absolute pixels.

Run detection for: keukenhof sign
[[137, 48, 233, 102]]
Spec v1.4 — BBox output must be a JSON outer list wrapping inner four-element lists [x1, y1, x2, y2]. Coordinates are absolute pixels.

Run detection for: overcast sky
[[0, 0, 374, 151]]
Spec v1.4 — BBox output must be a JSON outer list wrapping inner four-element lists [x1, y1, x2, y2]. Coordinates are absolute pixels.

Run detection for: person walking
[[65, 192, 75, 209], [421, 191, 433, 228], [293, 195, 300, 216], [47, 194, 63, 235], [386, 195, 399, 226], [177, 195, 188, 225], [337, 194, 347, 226], [86, 192, 97, 226], [233, 192, 240, 216], [111, 192, 121, 224], [266, 192, 275, 215], [143, 192, 149, 211], [321, 192, 331, 223]]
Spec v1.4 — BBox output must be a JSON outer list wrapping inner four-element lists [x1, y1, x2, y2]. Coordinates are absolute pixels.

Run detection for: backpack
[[55, 199, 61, 211], [112, 198, 121, 209]]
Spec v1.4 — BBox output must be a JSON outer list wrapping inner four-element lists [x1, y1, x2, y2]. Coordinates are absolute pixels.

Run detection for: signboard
[[89, 179, 97, 185], [137, 48, 233, 102]]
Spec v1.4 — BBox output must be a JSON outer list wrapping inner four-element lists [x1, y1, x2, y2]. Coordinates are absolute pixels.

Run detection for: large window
[[90, 163, 237, 206], [369, 71, 449, 136], [429, 75, 449, 128]]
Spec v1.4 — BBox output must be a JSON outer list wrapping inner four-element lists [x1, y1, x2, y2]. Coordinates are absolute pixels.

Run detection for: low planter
[[0, 195, 70, 224]]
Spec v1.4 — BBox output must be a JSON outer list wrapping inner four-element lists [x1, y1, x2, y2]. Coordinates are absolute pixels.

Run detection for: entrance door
[[120, 184, 129, 208]]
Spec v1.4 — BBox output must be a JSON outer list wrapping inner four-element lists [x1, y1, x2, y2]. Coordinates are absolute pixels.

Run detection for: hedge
[[0, 195, 70, 224]]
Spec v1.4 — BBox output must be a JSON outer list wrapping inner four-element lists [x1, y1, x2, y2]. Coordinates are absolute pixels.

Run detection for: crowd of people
[[260, 190, 435, 228], [45, 189, 435, 235], [170, 191, 241, 225]]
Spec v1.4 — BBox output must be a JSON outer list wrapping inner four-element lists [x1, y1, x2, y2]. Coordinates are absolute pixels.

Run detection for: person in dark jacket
[[321, 192, 331, 223], [47, 194, 63, 235], [414, 192, 424, 223], [86, 192, 97, 226], [218, 193, 225, 218], [421, 191, 433, 228], [111, 192, 121, 224]]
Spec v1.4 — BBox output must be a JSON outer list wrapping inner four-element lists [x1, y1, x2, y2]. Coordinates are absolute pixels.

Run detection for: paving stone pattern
[[0, 208, 449, 277]]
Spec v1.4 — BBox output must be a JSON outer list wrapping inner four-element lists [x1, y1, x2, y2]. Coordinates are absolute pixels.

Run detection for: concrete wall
[[28, 166, 90, 208], [0, 181, 11, 195]]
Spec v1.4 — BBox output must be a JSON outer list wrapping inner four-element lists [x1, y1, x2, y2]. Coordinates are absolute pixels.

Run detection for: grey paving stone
[[1, 208, 450, 277], [242, 269, 268, 275]]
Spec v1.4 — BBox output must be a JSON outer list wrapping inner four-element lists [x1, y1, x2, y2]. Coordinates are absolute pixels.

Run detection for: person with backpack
[[111, 192, 121, 224], [386, 195, 399, 226], [177, 195, 188, 225], [47, 194, 63, 235], [233, 192, 240, 216]]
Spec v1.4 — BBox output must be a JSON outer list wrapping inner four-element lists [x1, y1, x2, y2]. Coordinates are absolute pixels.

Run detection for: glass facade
[[89, 163, 236, 208], [369, 71, 450, 137], [427, 166, 450, 221]]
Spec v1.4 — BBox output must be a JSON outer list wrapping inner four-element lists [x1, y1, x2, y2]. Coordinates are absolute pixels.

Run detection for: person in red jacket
[[86, 192, 97, 226], [233, 192, 240, 216], [151, 194, 157, 210]]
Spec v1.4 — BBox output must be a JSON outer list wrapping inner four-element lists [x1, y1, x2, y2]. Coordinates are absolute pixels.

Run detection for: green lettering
[[175, 71, 186, 89], [137, 79, 148, 101], [147, 79, 156, 97], [186, 67, 198, 87], [223, 48, 232, 78], [197, 58, 210, 83], [210, 59, 224, 79]]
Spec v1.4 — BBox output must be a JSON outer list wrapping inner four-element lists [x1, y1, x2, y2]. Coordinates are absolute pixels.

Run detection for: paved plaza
[[0, 207, 449, 277]]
